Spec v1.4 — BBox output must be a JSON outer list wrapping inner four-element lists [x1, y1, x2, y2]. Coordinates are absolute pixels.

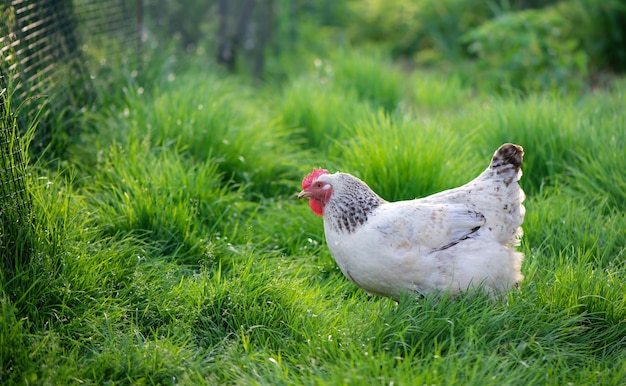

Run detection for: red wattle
[[309, 199, 324, 216]]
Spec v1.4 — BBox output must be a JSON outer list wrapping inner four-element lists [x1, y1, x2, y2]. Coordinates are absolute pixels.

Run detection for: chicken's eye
[[316, 182, 323, 188]]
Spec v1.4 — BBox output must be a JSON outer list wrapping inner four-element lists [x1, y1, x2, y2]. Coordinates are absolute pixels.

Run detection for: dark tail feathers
[[490, 143, 523, 173]]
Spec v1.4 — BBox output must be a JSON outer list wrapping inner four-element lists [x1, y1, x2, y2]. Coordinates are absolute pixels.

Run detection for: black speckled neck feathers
[[324, 174, 386, 234]]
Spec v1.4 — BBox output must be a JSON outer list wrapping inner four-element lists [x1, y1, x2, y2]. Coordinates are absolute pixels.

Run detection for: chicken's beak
[[297, 189, 309, 199]]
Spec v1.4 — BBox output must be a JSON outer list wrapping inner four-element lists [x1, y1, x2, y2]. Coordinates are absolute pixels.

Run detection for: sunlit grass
[[86, 139, 249, 263], [335, 110, 483, 200], [566, 135, 626, 212], [330, 48, 406, 112], [101, 73, 305, 198], [2, 51, 625, 385], [408, 70, 478, 111], [278, 75, 372, 150]]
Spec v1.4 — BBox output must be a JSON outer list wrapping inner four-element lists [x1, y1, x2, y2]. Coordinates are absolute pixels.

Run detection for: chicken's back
[[419, 144, 525, 247]]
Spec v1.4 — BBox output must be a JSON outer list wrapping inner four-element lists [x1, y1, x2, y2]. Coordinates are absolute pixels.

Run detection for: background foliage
[[136, 0, 626, 93]]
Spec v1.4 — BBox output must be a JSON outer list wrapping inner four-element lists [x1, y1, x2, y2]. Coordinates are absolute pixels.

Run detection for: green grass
[[1, 48, 625, 385]]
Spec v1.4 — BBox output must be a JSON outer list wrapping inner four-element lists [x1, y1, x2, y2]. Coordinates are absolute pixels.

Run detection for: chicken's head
[[298, 168, 331, 216]]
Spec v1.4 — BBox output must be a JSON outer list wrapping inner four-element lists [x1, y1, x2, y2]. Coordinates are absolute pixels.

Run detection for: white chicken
[[298, 143, 525, 300]]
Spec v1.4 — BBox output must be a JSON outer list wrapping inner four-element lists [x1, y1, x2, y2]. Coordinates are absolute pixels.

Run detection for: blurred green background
[[145, 0, 626, 93]]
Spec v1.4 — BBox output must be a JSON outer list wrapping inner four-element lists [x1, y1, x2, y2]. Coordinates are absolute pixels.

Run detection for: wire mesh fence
[[0, 0, 141, 261], [0, 94, 29, 217], [1, 0, 142, 135], [1, 1, 81, 105], [0, 85, 32, 270]]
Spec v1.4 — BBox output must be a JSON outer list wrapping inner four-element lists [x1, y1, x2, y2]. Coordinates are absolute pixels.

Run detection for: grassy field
[[2, 49, 625, 384]]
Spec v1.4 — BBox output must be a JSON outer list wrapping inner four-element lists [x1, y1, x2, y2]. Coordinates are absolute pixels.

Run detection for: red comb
[[302, 168, 329, 189]]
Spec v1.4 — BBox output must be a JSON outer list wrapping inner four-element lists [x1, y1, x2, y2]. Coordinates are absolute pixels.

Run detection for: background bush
[[567, 0, 626, 74], [346, 0, 493, 63], [342, 0, 626, 93], [463, 5, 588, 93]]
